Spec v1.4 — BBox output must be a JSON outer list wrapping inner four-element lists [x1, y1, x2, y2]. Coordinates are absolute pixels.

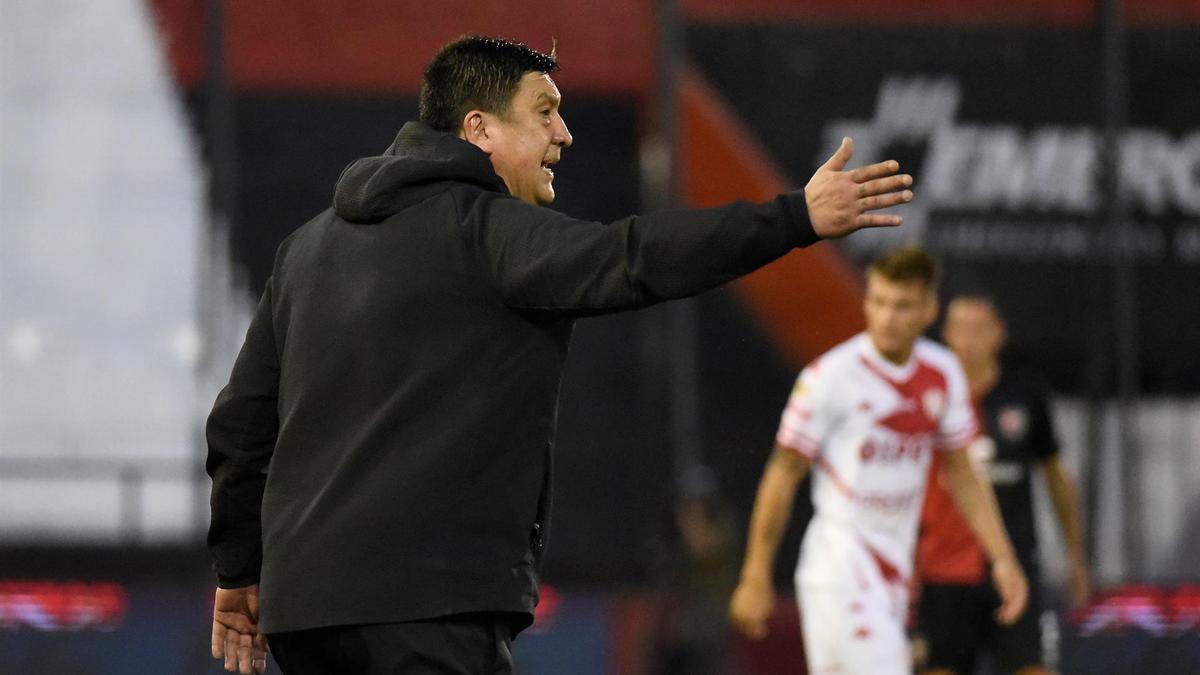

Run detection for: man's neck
[[870, 337, 914, 367]]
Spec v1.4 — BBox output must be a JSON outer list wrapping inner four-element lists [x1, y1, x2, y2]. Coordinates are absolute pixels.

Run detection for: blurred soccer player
[[913, 295, 1090, 675], [729, 247, 1027, 674]]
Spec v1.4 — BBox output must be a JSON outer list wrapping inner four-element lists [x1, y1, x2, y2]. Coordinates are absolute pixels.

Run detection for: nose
[[555, 115, 573, 148]]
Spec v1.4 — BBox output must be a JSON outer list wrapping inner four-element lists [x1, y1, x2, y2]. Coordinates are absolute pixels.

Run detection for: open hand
[[212, 585, 269, 674], [805, 137, 912, 238]]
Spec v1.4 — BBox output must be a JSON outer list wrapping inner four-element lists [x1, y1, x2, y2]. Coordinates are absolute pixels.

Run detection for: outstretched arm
[[475, 137, 911, 314], [940, 449, 1029, 625], [1042, 455, 1091, 608], [729, 445, 812, 640]]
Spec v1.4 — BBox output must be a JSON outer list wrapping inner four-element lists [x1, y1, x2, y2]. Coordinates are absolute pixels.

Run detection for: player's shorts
[[915, 578, 1043, 673], [795, 517, 912, 675]]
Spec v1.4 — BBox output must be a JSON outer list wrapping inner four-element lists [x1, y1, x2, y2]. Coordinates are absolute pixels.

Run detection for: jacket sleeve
[[205, 279, 281, 588], [464, 191, 818, 313]]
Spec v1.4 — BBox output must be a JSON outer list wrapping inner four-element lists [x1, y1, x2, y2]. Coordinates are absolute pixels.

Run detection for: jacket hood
[[333, 121, 507, 224]]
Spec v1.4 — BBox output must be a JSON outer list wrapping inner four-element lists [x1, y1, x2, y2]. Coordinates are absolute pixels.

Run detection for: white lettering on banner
[[925, 219, 1170, 261], [828, 76, 1200, 259], [1121, 129, 1175, 215], [1170, 131, 1200, 214], [926, 126, 1100, 213]]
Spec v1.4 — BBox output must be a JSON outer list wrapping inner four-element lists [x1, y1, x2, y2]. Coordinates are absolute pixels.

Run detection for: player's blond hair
[[867, 246, 940, 291]]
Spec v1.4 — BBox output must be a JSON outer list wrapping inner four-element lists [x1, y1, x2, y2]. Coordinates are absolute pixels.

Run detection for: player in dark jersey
[[914, 295, 1090, 675]]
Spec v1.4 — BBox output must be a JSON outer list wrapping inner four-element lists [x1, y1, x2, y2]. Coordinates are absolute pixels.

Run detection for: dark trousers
[[266, 613, 514, 675]]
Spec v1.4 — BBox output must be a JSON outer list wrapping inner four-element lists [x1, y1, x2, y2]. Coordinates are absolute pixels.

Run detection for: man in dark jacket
[[208, 35, 913, 674]]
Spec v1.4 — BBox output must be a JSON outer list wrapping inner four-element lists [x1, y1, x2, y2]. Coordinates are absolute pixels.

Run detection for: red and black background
[[4, 2, 1199, 673]]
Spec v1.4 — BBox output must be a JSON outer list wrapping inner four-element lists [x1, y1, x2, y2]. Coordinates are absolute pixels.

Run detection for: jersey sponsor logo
[[997, 404, 1029, 441], [853, 490, 922, 512], [816, 457, 922, 512], [859, 432, 934, 463]]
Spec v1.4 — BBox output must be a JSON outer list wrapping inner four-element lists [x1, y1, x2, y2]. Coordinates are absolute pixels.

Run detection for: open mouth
[[541, 159, 556, 178]]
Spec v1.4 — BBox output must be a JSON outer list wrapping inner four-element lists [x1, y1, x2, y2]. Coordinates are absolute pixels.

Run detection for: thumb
[[822, 136, 853, 171]]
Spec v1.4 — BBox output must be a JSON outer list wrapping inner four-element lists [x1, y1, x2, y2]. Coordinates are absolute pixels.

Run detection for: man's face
[[943, 299, 1005, 368], [471, 72, 573, 205], [863, 272, 938, 363]]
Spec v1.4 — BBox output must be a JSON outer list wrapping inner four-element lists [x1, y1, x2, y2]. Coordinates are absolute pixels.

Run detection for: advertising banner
[[690, 26, 1200, 393]]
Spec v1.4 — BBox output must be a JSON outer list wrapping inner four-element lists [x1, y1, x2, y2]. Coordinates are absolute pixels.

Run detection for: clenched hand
[[729, 577, 775, 640], [991, 556, 1030, 625]]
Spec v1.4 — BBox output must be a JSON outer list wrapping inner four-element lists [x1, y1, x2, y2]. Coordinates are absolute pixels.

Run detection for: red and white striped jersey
[[777, 333, 977, 577]]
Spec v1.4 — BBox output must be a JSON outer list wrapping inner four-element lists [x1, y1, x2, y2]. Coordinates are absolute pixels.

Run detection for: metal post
[[649, 0, 703, 482], [204, 0, 237, 224], [195, 0, 238, 541], [1098, 0, 1141, 580], [119, 467, 144, 544]]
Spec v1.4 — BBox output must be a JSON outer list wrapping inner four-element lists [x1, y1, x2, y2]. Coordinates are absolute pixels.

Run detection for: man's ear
[[461, 110, 492, 153]]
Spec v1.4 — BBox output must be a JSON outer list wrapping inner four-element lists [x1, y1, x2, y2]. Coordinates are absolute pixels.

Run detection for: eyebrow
[[533, 91, 561, 108]]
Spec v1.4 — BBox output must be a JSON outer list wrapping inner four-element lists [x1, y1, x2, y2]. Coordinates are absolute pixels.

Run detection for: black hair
[[947, 293, 1005, 322], [419, 35, 559, 132]]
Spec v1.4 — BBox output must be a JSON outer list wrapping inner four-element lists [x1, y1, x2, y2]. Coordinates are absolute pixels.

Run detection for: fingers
[[855, 213, 904, 229], [237, 632, 258, 674], [731, 613, 768, 640], [858, 190, 913, 212], [225, 628, 239, 671], [214, 621, 265, 672], [821, 136, 854, 172], [849, 159, 900, 183], [253, 633, 270, 673], [729, 602, 772, 640], [237, 633, 251, 673], [996, 596, 1024, 625], [856, 174, 912, 199], [212, 620, 226, 659], [996, 601, 1012, 625], [994, 581, 1029, 625]]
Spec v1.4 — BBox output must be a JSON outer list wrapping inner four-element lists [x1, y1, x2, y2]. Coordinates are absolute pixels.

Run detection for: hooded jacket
[[206, 122, 818, 634]]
